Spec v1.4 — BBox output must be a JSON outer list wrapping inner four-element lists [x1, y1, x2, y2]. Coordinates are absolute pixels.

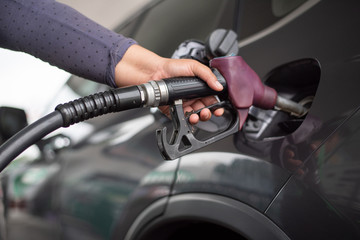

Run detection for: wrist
[[114, 45, 164, 87]]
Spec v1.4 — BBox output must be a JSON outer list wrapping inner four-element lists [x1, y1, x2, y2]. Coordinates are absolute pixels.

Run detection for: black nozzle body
[[163, 70, 227, 103]]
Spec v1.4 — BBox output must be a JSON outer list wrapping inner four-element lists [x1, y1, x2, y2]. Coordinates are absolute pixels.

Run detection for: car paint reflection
[[173, 152, 290, 211]]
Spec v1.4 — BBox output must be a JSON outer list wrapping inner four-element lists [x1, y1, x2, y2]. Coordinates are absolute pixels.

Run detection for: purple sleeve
[[0, 0, 137, 88]]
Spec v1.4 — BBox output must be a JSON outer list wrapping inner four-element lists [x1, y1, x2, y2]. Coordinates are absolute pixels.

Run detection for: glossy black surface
[[266, 107, 360, 239], [173, 152, 290, 212]]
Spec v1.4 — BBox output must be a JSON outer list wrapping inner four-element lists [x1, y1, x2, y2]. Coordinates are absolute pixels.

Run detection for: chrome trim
[[156, 80, 169, 105]]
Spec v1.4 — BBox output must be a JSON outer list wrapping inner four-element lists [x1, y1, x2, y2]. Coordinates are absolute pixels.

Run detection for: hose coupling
[[138, 80, 169, 107]]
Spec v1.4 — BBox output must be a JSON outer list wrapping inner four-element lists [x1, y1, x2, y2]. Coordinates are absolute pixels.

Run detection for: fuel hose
[[0, 73, 227, 173]]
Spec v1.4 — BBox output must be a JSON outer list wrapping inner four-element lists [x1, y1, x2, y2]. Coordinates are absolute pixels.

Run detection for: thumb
[[190, 60, 223, 91]]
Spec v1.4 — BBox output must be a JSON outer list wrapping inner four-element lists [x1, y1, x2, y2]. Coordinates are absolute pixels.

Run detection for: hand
[[114, 44, 224, 124]]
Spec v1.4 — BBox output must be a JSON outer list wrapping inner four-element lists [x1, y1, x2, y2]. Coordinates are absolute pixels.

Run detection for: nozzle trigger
[[157, 100, 239, 160]]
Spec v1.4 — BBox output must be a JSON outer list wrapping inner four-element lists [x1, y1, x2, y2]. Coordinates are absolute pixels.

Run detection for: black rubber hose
[[56, 86, 142, 127], [0, 111, 63, 172], [0, 76, 224, 171], [0, 86, 143, 173]]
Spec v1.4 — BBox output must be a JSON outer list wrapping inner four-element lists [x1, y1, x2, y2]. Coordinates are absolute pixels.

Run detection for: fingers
[[164, 58, 223, 91], [188, 109, 211, 124], [194, 96, 224, 119], [188, 61, 224, 121], [190, 60, 223, 91], [159, 96, 222, 124], [199, 108, 211, 122], [183, 96, 223, 124], [213, 108, 224, 117], [157, 58, 226, 124], [189, 113, 199, 124], [183, 101, 208, 124]]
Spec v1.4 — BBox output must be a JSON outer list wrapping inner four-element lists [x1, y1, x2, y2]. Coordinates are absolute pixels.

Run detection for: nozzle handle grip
[[164, 70, 227, 102]]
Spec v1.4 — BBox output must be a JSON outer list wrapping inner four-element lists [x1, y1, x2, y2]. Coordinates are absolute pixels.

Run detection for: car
[[2, 0, 360, 239]]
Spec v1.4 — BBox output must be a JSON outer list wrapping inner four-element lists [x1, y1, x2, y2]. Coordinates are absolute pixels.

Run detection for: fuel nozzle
[[210, 56, 308, 129], [139, 55, 309, 125]]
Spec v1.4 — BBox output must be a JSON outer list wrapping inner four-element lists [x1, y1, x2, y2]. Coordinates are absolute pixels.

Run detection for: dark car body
[[3, 0, 360, 239]]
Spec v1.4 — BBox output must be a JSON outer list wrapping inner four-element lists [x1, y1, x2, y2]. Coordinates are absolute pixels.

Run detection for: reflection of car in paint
[[2, 0, 360, 239]]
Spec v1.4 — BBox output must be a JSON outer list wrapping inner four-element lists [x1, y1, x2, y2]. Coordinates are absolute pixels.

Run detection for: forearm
[[0, 0, 136, 87]]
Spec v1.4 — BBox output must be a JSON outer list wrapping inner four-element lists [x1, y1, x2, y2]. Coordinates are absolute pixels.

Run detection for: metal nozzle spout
[[275, 95, 309, 117]]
